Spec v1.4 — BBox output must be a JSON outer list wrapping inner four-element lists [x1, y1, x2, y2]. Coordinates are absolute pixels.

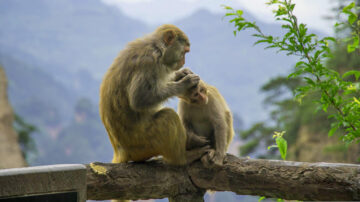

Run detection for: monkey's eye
[[189, 86, 197, 90], [178, 37, 186, 43]]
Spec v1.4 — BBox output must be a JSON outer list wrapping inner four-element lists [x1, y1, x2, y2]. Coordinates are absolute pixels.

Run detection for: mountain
[[0, 0, 149, 101], [0, 54, 75, 123], [0, 0, 148, 75], [0, 0, 298, 124]]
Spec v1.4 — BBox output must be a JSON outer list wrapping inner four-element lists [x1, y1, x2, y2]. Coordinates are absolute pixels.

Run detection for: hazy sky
[[101, 0, 337, 34]]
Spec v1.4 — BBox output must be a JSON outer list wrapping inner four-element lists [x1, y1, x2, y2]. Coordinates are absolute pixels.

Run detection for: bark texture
[[0, 67, 27, 169], [86, 154, 360, 201]]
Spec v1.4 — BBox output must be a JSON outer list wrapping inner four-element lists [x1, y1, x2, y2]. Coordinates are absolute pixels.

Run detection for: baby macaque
[[178, 79, 234, 166]]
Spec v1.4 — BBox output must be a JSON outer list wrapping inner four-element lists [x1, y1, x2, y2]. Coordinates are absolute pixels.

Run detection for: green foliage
[[337, 1, 360, 53], [13, 114, 37, 163], [238, 73, 333, 159], [225, 0, 360, 144]]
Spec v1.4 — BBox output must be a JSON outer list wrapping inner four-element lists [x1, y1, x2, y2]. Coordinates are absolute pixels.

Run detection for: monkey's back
[[99, 40, 156, 147]]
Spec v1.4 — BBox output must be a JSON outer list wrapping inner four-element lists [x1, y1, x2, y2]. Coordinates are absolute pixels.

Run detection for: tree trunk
[[86, 154, 360, 201]]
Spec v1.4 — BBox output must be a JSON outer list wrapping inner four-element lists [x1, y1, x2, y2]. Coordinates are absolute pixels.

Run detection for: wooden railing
[[1, 154, 359, 202]]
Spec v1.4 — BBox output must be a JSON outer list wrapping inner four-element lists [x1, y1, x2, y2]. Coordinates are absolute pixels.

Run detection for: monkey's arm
[[128, 73, 199, 112], [128, 73, 161, 111], [213, 118, 228, 156]]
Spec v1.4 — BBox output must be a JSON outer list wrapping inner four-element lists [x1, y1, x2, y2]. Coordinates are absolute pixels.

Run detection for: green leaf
[[347, 44, 356, 53], [342, 70, 360, 80], [287, 72, 297, 78], [267, 145, 278, 150], [322, 102, 329, 112], [334, 22, 342, 27], [254, 39, 271, 45], [343, 2, 355, 12], [348, 13, 358, 24], [304, 77, 315, 86], [225, 13, 236, 17], [289, 4, 295, 12], [276, 137, 287, 160], [323, 37, 336, 42], [223, 5, 233, 10], [329, 124, 339, 137], [258, 196, 266, 202]]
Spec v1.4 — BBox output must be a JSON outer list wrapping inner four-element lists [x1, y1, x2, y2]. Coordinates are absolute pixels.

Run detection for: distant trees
[[34, 98, 112, 165]]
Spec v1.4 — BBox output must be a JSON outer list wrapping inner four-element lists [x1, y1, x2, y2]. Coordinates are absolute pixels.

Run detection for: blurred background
[[0, 0, 359, 201]]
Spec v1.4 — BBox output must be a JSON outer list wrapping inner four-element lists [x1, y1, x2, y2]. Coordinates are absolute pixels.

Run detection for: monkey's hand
[[174, 67, 193, 81], [201, 149, 225, 167], [176, 73, 200, 94], [186, 132, 209, 150]]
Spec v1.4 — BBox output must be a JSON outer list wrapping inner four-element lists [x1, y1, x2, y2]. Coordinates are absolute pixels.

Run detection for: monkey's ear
[[163, 30, 176, 46]]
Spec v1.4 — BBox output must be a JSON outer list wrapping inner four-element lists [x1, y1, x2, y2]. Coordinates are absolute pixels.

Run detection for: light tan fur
[[178, 81, 234, 166]]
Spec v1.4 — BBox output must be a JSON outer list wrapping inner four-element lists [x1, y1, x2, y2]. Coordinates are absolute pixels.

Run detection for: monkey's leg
[[149, 108, 188, 165], [107, 131, 131, 164], [111, 147, 129, 163]]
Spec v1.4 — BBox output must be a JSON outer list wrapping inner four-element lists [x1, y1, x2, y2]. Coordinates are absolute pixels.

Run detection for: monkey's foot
[[186, 145, 211, 164], [201, 149, 225, 168]]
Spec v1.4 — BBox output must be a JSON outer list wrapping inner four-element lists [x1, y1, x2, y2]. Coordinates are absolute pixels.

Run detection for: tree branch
[[86, 154, 360, 201]]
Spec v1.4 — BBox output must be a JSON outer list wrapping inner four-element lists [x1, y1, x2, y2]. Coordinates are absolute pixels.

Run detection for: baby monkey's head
[[179, 80, 208, 105]]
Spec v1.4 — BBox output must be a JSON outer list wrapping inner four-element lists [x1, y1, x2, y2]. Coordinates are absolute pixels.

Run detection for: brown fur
[[178, 81, 234, 166], [100, 24, 208, 168]]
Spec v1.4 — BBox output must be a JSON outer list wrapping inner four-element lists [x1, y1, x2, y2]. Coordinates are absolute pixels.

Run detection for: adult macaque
[[100, 24, 209, 167], [178, 80, 234, 166]]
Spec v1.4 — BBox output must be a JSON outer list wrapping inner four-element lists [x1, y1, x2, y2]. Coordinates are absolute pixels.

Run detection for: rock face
[[0, 66, 27, 168]]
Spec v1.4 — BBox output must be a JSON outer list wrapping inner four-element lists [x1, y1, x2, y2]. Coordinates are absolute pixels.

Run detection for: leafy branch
[[225, 0, 360, 143]]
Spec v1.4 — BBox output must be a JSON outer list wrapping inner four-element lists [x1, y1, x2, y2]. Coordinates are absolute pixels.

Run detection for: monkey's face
[[177, 42, 190, 69], [180, 84, 208, 105], [192, 85, 208, 105], [163, 34, 190, 70]]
